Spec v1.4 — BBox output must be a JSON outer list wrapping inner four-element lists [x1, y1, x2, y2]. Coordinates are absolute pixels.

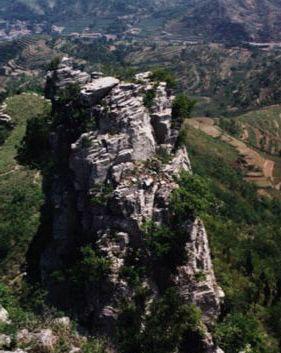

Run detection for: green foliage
[[89, 183, 114, 207], [143, 221, 172, 258], [81, 338, 107, 353], [52, 83, 95, 145], [143, 221, 185, 268], [117, 300, 142, 353], [170, 172, 214, 220], [142, 173, 214, 272], [143, 288, 203, 353], [57, 83, 81, 105], [0, 94, 48, 277], [215, 313, 268, 353], [0, 172, 43, 278], [156, 147, 172, 164], [219, 118, 242, 137], [0, 126, 10, 146], [48, 57, 62, 71], [182, 125, 281, 351], [117, 288, 203, 353], [143, 89, 156, 109], [0, 282, 37, 334], [51, 245, 111, 292], [172, 94, 196, 124], [17, 111, 52, 169], [80, 246, 111, 282], [151, 68, 177, 89]]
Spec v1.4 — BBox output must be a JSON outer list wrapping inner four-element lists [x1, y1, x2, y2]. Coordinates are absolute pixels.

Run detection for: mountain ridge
[[1, 0, 281, 41]]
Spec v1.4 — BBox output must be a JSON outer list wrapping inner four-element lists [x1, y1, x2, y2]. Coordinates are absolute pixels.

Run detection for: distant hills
[[1, 0, 281, 41], [170, 0, 281, 42]]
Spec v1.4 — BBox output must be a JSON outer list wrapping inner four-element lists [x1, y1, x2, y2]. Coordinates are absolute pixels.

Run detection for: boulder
[[17, 329, 58, 353], [0, 334, 11, 349], [80, 77, 119, 106], [53, 316, 71, 328], [0, 113, 13, 127]]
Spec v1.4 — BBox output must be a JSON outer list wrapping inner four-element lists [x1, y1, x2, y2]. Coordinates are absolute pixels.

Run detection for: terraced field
[[236, 105, 281, 155], [185, 111, 281, 192]]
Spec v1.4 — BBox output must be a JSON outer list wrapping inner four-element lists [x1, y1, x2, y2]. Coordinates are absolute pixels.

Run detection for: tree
[[172, 94, 196, 124], [17, 111, 52, 169], [151, 68, 177, 89], [170, 173, 214, 221]]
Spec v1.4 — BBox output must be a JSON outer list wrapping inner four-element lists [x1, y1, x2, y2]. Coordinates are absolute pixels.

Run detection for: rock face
[[16, 329, 58, 353], [31, 59, 224, 352], [0, 104, 13, 128], [176, 219, 225, 325], [0, 334, 11, 349], [0, 305, 10, 324]]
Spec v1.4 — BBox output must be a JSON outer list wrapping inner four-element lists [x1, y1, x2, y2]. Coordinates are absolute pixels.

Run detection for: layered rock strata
[[32, 58, 224, 352]]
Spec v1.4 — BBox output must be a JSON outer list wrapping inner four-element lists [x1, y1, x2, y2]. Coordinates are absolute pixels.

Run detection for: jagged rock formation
[[31, 58, 224, 353]]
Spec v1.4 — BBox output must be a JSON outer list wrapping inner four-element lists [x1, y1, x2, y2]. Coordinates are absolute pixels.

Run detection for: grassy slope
[[182, 123, 281, 352], [0, 93, 50, 280]]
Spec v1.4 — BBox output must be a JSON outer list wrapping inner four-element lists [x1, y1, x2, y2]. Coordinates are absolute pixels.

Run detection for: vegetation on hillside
[[182, 124, 281, 353], [0, 62, 281, 353], [0, 94, 50, 278]]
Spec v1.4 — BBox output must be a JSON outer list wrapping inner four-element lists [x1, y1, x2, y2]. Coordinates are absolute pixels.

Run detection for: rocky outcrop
[[31, 59, 224, 352], [177, 219, 225, 326], [0, 334, 11, 349], [81, 77, 120, 106], [16, 329, 58, 352], [0, 104, 13, 128], [0, 305, 10, 324]]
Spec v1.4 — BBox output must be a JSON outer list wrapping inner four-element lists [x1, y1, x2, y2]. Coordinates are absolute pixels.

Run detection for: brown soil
[[186, 117, 277, 189]]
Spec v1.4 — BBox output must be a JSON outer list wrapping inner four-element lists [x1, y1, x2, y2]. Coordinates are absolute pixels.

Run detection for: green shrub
[[219, 118, 242, 137], [89, 183, 113, 207], [172, 94, 196, 124], [57, 83, 81, 105], [151, 68, 177, 89], [142, 288, 203, 353], [82, 338, 107, 353], [170, 173, 214, 221], [80, 246, 111, 282], [215, 313, 268, 353], [17, 111, 52, 169], [48, 57, 62, 71], [117, 301, 142, 353], [143, 221, 185, 268], [143, 89, 156, 109], [117, 288, 203, 353], [0, 126, 10, 146]]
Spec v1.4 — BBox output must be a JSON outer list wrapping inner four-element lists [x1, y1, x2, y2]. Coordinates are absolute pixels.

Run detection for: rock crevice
[[32, 59, 224, 353]]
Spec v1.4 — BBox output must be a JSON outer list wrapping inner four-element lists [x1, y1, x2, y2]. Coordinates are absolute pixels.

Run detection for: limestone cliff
[[30, 57, 224, 353]]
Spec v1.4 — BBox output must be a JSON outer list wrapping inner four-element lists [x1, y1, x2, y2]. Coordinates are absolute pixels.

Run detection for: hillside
[[124, 43, 281, 115], [0, 54, 280, 353], [182, 104, 281, 193], [168, 0, 281, 42], [0, 94, 50, 279], [1, 0, 281, 41]]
